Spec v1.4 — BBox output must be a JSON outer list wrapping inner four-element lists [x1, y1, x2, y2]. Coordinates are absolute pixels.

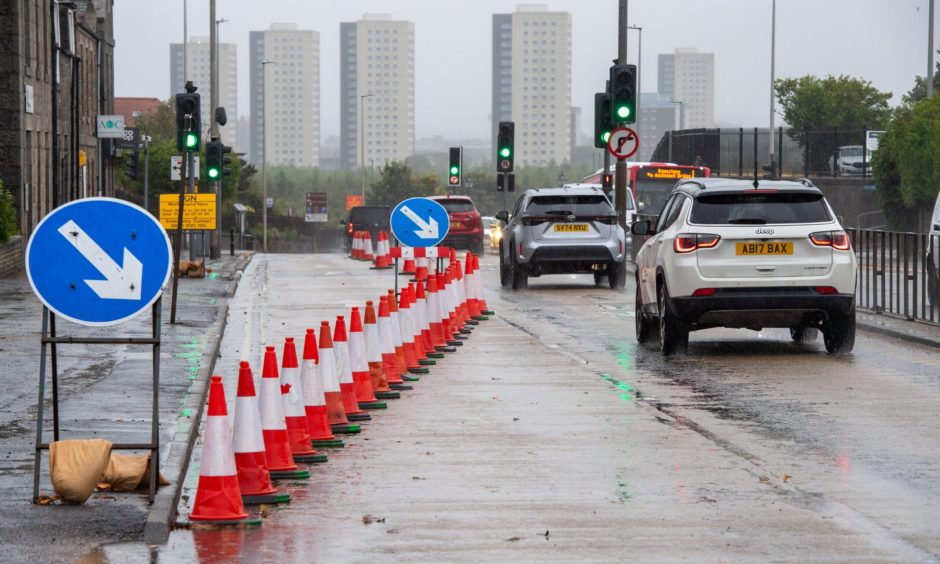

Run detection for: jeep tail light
[[810, 230, 851, 250], [692, 288, 717, 297], [347, 222, 354, 235], [814, 286, 839, 295], [674, 233, 721, 253]]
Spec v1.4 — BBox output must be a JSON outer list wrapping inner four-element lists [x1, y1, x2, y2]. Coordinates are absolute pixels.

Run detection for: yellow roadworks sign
[[159, 193, 217, 230]]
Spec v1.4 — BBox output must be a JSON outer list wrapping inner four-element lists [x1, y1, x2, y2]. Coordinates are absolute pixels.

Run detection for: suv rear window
[[525, 195, 613, 216], [349, 207, 390, 224], [436, 199, 475, 213], [690, 192, 831, 225]]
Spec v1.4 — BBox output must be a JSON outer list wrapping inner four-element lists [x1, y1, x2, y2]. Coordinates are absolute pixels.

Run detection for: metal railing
[[849, 228, 940, 324]]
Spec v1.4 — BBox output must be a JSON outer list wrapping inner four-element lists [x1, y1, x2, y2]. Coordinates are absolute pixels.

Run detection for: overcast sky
[[114, 0, 930, 139]]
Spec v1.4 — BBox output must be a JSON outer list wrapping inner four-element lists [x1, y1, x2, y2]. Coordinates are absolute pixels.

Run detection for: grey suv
[[497, 186, 628, 290]]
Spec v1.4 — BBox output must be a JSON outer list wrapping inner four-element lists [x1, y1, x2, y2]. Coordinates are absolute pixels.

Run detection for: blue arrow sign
[[390, 197, 450, 248], [26, 198, 173, 327]]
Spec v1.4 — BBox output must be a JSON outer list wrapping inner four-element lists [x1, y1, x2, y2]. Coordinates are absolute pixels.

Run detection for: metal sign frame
[[32, 300, 162, 503]]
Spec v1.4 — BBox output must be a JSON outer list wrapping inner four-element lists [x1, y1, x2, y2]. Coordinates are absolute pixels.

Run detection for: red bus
[[583, 162, 710, 217]]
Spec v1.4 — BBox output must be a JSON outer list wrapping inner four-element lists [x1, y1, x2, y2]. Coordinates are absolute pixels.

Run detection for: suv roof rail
[[796, 178, 816, 188]]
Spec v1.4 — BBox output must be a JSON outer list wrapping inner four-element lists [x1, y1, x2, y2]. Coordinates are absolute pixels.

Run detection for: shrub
[[0, 180, 17, 244]]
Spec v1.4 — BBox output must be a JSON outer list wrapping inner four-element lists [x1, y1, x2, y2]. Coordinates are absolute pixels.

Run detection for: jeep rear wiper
[[728, 218, 768, 224], [543, 210, 573, 216]]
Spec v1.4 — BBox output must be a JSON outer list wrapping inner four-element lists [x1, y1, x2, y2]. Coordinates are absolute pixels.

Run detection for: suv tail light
[[347, 222, 354, 235], [809, 230, 851, 251], [674, 233, 721, 253]]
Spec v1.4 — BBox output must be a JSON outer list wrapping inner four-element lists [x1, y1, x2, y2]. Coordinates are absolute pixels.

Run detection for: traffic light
[[205, 139, 233, 180], [601, 172, 613, 189], [497, 121, 514, 172], [175, 92, 201, 152], [594, 92, 613, 148], [126, 150, 140, 180], [609, 64, 637, 124], [448, 146, 462, 187], [497, 173, 515, 192]]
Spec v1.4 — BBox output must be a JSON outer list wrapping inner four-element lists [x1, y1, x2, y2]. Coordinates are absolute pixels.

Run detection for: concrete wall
[[0, 236, 24, 278]]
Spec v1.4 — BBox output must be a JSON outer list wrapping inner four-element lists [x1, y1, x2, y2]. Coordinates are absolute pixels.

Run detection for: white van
[[928, 193, 940, 302]]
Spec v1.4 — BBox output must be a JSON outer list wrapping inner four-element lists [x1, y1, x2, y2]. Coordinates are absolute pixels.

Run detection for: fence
[[850, 229, 940, 324], [651, 127, 877, 179]]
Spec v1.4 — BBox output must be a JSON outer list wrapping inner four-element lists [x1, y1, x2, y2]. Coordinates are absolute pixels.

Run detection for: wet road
[[145, 253, 939, 562]]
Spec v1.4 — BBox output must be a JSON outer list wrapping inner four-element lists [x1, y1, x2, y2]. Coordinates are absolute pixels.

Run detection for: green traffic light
[[616, 105, 632, 119], [602, 131, 611, 143], [450, 166, 459, 175], [185, 133, 198, 148], [499, 147, 511, 158], [208, 168, 220, 179]]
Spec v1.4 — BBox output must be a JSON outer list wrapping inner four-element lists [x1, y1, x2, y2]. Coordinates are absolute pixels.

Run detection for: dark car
[[341, 206, 390, 252], [430, 195, 484, 254]]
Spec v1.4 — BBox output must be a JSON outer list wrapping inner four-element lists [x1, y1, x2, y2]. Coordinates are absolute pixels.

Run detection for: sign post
[[25, 198, 173, 503]]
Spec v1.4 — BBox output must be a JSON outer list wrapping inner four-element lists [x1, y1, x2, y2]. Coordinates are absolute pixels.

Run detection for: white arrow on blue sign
[[390, 197, 450, 248], [26, 198, 173, 327]]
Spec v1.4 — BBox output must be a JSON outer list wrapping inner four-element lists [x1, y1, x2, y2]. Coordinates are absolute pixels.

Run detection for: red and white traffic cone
[[413, 256, 429, 282], [474, 253, 494, 316], [451, 262, 472, 335], [426, 275, 453, 353], [372, 231, 393, 270], [439, 271, 463, 347], [349, 306, 386, 410], [465, 253, 484, 319], [190, 375, 249, 522], [334, 315, 371, 422], [319, 321, 361, 435], [414, 280, 442, 360], [350, 232, 358, 259], [398, 286, 428, 375], [364, 300, 400, 400], [378, 296, 412, 391], [301, 328, 344, 449], [387, 289, 414, 381], [281, 338, 327, 464], [233, 361, 289, 505], [361, 232, 374, 261], [408, 283, 435, 366], [400, 257, 417, 277], [258, 346, 308, 481]]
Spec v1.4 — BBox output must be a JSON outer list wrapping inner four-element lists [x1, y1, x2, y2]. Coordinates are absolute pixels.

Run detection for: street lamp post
[[210, 15, 227, 259], [628, 25, 642, 102], [359, 94, 374, 203], [769, 0, 777, 175], [668, 99, 684, 130], [261, 60, 277, 253]]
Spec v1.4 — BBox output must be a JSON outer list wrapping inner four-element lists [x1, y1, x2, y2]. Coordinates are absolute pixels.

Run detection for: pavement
[[0, 251, 249, 562], [0, 250, 938, 562]]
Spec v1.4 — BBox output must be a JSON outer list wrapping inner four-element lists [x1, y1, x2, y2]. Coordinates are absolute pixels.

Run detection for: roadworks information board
[[159, 193, 217, 230]]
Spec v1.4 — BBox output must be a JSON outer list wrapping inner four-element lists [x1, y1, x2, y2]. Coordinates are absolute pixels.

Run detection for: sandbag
[[49, 439, 112, 504], [99, 453, 170, 492], [187, 260, 206, 278]]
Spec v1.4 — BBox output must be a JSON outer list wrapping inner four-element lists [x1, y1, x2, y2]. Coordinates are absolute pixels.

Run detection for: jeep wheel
[[511, 245, 528, 290], [608, 260, 626, 289], [635, 281, 654, 344], [824, 307, 856, 354], [658, 282, 688, 355]]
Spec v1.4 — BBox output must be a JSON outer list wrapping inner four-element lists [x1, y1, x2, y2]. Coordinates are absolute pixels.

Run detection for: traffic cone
[[378, 296, 412, 391], [456, 258, 475, 329], [350, 232, 359, 259], [371, 231, 393, 270], [233, 362, 290, 505], [414, 280, 442, 360], [334, 315, 371, 422], [465, 253, 484, 319], [349, 306, 387, 410], [361, 231, 374, 261], [190, 375, 249, 522], [426, 275, 454, 353], [364, 301, 400, 400], [451, 263, 472, 335], [281, 338, 327, 464], [474, 253, 494, 316], [400, 257, 417, 277], [398, 286, 428, 375], [301, 328, 344, 449], [439, 271, 463, 347], [413, 256, 429, 283], [258, 346, 309, 481], [407, 283, 434, 366], [386, 289, 415, 382], [319, 320, 361, 435]]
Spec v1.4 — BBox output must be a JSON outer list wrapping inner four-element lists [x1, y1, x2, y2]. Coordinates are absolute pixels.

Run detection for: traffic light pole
[[170, 151, 193, 325], [614, 0, 629, 231], [142, 138, 150, 212], [209, 0, 220, 259]]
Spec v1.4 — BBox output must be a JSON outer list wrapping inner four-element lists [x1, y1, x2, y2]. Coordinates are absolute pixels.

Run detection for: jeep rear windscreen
[[436, 200, 475, 213], [525, 195, 613, 216], [349, 207, 390, 225], [690, 192, 831, 225]]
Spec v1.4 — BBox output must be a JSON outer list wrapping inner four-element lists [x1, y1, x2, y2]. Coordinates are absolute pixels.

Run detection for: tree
[[0, 179, 17, 243], [367, 161, 437, 207], [134, 99, 177, 144], [872, 96, 940, 229], [775, 75, 892, 173]]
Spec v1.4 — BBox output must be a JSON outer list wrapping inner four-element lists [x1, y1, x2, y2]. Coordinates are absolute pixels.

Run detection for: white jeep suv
[[632, 178, 857, 355]]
